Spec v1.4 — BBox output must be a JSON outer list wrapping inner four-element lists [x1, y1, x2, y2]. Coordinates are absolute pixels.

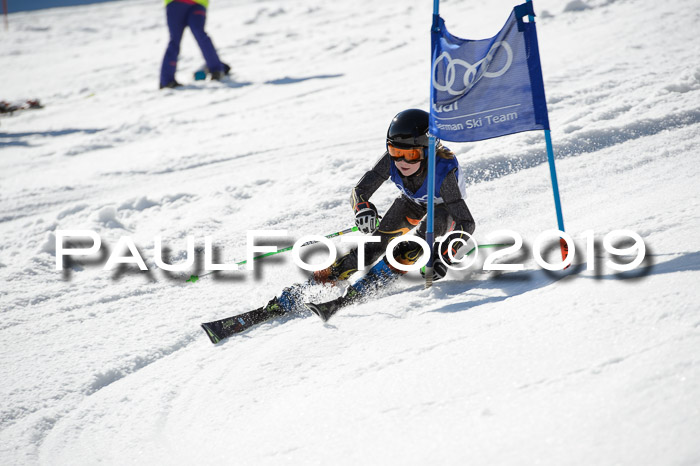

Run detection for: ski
[[200, 281, 311, 344], [205, 245, 506, 339], [201, 306, 284, 344]]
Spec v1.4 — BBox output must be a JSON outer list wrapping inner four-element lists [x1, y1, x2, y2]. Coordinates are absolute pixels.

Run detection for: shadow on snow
[[409, 250, 700, 314]]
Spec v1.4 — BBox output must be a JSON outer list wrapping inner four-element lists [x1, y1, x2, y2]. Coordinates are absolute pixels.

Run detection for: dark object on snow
[[159, 80, 183, 90], [0, 99, 43, 113]]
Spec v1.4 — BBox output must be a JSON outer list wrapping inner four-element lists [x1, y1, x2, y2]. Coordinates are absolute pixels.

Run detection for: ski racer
[[279, 108, 476, 319], [302, 108, 477, 319], [201, 109, 477, 342]]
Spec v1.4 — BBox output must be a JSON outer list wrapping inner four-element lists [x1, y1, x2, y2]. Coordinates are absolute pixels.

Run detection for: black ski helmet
[[386, 109, 430, 149]]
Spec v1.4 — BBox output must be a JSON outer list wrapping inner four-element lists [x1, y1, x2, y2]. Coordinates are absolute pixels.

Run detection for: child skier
[[159, 0, 230, 89], [201, 109, 477, 342], [303, 108, 476, 320]]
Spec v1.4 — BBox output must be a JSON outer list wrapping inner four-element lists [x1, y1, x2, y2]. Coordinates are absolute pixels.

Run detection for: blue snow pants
[[159, 2, 223, 87]]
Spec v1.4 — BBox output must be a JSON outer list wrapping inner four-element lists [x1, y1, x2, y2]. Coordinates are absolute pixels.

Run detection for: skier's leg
[[307, 197, 427, 321], [160, 2, 188, 87], [415, 203, 458, 261], [187, 5, 224, 74], [205, 201, 434, 333], [329, 205, 452, 308], [307, 246, 415, 322], [312, 195, 424, 285], [263, 278, 317, 314], [379, 203, 455, 271], [394, 203, 460, 282]]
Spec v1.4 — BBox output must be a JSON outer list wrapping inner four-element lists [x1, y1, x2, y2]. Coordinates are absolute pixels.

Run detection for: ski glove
[[420, 261, 449, 282], [420, 240, 458, 282], [354, 201, 379, 234]]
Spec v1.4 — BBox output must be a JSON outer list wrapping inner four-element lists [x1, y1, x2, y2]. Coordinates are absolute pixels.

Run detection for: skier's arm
[[350, 152, 391, 210], [439, 169, 476, 256]]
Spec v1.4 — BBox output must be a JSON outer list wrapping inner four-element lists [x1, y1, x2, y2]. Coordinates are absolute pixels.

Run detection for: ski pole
[[186, 226, 359, 282], [462, 243, 511, 257]]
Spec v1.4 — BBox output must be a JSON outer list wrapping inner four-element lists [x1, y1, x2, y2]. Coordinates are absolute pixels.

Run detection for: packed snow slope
[[1, 0, 700, 464]]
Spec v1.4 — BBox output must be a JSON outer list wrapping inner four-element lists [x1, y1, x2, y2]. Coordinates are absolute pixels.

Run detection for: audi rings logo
[[432, 41, 514, 97]]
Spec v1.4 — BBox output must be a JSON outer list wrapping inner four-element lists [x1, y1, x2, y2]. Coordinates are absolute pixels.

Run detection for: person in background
[[160, 0, 230, 89]]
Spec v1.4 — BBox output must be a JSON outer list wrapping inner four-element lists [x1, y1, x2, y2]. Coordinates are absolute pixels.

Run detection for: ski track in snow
[[1, 0, 700, 464]]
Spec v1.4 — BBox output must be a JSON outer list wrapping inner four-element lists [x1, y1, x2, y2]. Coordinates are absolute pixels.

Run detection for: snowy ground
[[1, 0, 700, 464]]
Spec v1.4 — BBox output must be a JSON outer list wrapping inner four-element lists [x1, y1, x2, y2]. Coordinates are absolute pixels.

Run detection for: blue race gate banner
[[430, 2, 549, 142]]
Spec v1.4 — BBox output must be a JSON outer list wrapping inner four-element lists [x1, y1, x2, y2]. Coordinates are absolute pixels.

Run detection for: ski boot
[[306, 259, 402, 322], [263, 278, 317, 315], [211, 63, 231, 81], [312, 252, 359, 285], [159, 80, 183, 89]]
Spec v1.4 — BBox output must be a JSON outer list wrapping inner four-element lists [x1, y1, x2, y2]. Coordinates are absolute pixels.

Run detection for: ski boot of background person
[[160, 80, 183, 90], [210, 63, 231, 81], [306, 258, 403, 322]]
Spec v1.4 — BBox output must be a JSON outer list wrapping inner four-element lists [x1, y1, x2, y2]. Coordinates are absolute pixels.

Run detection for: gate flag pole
[[526, 0, 568, 262], [428, 1, 568, 284], [425, 0, 441, 289]]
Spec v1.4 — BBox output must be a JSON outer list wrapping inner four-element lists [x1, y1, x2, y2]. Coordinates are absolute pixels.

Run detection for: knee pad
[[392, 240, 424, 266], [313, 252, 357, 284]]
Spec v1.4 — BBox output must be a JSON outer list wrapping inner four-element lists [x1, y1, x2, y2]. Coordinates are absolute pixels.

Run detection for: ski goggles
[[387, 144, 424, 163]]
